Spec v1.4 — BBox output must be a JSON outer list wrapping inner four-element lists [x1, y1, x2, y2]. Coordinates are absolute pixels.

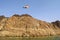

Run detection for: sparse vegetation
[[0, 36, 60, 40]]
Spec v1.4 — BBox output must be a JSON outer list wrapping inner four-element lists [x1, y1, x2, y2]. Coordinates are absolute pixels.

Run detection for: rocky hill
[[0, 14, 60, 37]]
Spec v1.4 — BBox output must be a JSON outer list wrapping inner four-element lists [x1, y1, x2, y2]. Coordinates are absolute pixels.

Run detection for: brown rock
[[0, 14, 59, 37]]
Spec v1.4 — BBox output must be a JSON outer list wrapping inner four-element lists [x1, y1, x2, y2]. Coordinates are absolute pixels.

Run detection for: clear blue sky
[[0, 0, 60, 22]]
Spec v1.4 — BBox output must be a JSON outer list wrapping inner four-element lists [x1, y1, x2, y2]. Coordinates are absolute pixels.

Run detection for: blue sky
[[0, 0, 60, 22]]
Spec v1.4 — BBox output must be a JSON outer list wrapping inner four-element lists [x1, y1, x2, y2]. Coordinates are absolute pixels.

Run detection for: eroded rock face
[[0, 16, 5, 22], [0, 14, 59, 37], [52, 20, 60, 28]]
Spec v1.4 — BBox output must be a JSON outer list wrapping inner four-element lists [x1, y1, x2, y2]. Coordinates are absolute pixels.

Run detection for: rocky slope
[[0, 14, 60, 37]]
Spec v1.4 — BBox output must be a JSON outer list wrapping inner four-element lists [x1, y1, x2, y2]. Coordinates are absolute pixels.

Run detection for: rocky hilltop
[[0, 14, 60, 37]]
